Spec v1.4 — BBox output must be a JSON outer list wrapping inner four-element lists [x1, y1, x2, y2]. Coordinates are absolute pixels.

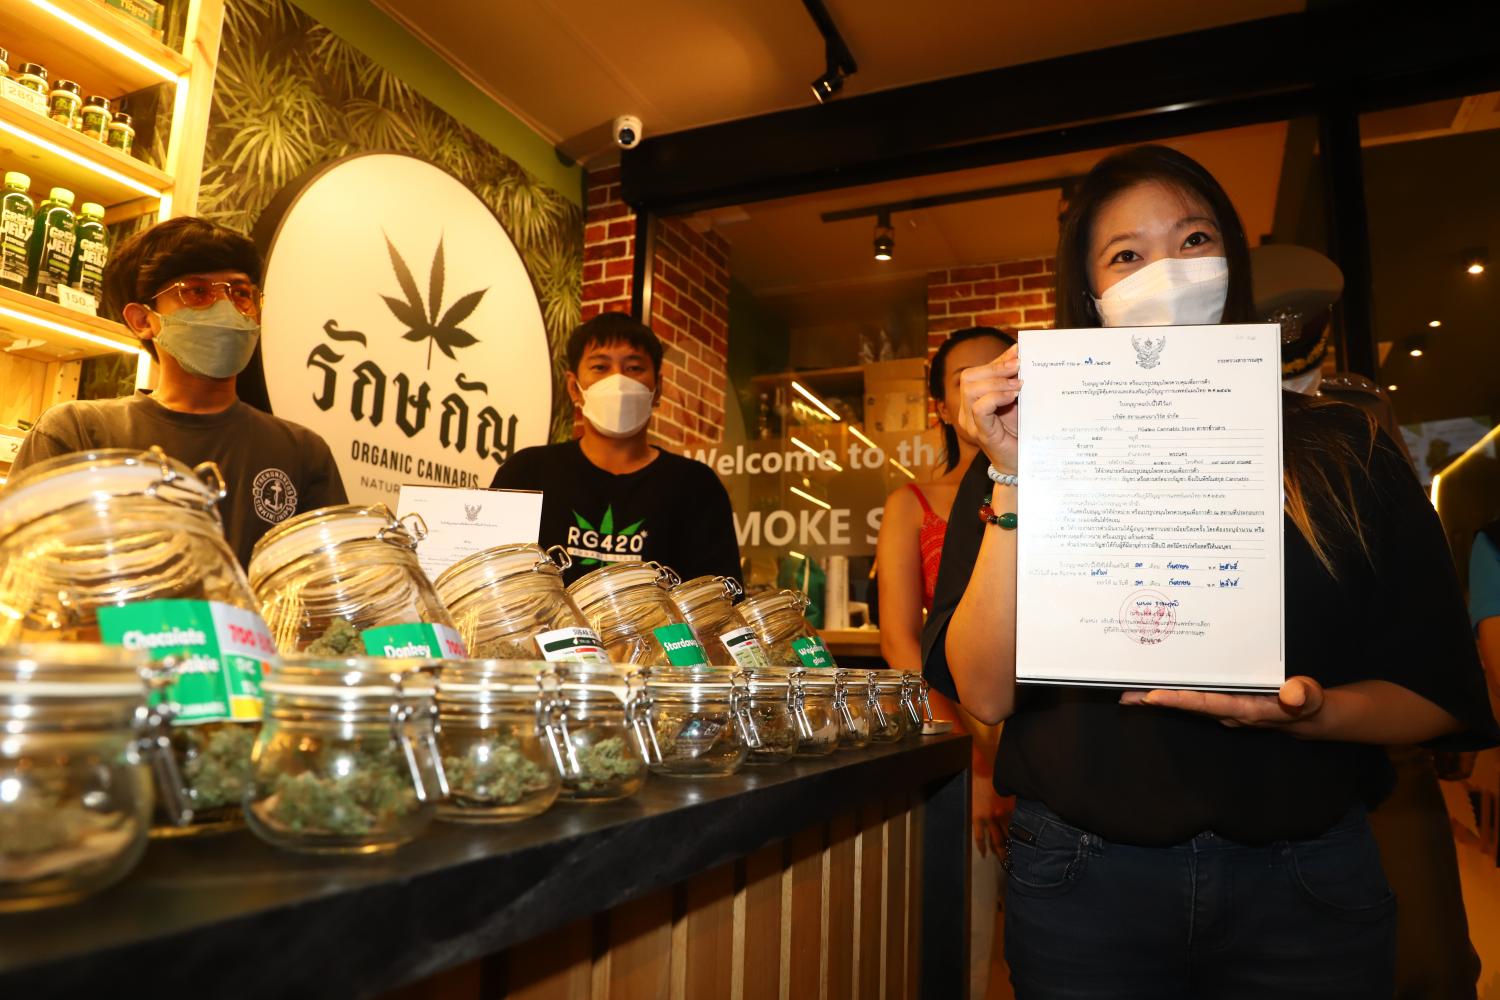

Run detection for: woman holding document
[[929, 145, 1499, 999]]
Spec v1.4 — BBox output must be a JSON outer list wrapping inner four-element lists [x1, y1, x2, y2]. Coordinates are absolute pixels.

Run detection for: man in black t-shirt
[[9, 218, 346, 567], [490, 313, 740, 586]]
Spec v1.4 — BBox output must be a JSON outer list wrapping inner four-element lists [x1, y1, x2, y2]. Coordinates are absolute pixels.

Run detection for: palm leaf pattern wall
[[199, 0, 582, 441]]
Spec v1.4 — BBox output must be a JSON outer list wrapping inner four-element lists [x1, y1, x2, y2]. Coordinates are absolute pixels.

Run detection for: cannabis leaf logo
[[571, 505, 646, 566], [382, 231, 488, 369]]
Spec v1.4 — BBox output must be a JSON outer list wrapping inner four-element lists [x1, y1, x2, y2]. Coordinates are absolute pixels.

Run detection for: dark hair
[[566, 312, 664, 375], [101, 217, 263, 360], [1056, 145, 1374, 574], [929, 326, 1015, 472], [1055, 144, 1254, 328]]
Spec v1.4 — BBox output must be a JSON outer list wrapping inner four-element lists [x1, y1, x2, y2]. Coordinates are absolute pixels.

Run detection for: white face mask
[[579, 373, 655, 439], [1093, 256, 1229, 328]]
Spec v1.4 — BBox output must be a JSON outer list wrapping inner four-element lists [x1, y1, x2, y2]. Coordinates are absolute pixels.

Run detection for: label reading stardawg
[[360, 622, 466, 659], [652, 623, 709, 668], [535, 626, 609, 664], [719, 627, 770, 670], [97, 599, 275, 723], [791, 635, 834, 670]]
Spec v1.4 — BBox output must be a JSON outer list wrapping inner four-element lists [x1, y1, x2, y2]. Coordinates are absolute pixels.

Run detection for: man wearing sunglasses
[[9, 216, 346, 567]]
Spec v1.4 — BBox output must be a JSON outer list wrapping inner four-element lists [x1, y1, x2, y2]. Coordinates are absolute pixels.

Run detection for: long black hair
[[1056, 144, 1375, 574], [929, 326, 1015, 472], [1055, 144, 1255, 328]]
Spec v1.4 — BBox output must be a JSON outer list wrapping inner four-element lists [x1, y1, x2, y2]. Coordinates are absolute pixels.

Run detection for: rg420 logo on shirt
[[567, 505, 647, 567]]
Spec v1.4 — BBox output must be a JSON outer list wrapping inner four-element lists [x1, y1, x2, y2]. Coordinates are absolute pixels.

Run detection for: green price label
[[652, 623, 709, 668], [792, 636, 835, 670], [360, 622, 467, 659], [97, 598, 275, 723]]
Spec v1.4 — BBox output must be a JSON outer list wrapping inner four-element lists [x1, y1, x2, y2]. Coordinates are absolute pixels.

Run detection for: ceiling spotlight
[[873, 211, 894, 262], [1464, 247, 1488, 275], [1387, 384, 1398, 391], [1428, 319, 1441, 328], [1403, 334, 1427, 358], [804, 0, 857, 104], [811, 67, 846, 103]]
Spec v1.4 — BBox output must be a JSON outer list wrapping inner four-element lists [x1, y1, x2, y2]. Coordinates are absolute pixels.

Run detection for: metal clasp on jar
[[542, 693, 582, 778], [863, 670, 890, 734], [729, 671, 762, 749], [719, 577, 744, 602], [787, 668, 818, 740], [899, 673, 925, 728], [538, 546, 573, 573], [832, 670, 859, 737], [377, 510, 430, 549], [648, 562, 682, 590], [624, 671, 664, 764], [389, 669, 448, 802], [138, 659, 193, 827]]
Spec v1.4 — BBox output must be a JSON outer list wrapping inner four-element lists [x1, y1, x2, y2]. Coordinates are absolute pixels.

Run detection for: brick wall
[[926, 255, 1057, 357], [579, 167, 730, 449]]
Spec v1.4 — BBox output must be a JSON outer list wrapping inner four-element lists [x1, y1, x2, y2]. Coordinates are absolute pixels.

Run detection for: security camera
[[614, 115, 643, 149]]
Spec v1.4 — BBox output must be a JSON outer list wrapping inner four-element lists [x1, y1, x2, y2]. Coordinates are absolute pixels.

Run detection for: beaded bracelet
[[987, 465, 1018, 487], [979, 497, 1017, 530]]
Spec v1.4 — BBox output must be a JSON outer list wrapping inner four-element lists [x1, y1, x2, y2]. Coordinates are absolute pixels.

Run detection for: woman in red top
[[876, 325, 1014, 997]]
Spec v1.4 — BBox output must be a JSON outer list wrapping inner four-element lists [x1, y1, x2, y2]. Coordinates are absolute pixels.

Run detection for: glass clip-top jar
[[247, 658, 446, 854], [831, 669, 871, 750], [0, 446, 276, 838], [863, 669, 911, 743], [0, 644, 188, 911], [737, 589, 837, 671], [789, 669, 842, 756], [670, 575, 769, 670], [630, 669, 759, 777], [434, 660, 566, 823], [435, 544, 606, 663], [566, 562, 710, 669], [737, 666, 801, 765], [901, 672, 953, 735], [551, 662, 648, 801], [249, 504, 465, 660]]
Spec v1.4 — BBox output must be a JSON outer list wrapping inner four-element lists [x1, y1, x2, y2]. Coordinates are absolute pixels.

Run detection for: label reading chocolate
[[98, 599, 275, 723]]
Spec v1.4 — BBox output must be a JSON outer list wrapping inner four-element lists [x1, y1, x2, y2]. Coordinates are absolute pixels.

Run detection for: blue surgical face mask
[[151, 297, 261, 379]]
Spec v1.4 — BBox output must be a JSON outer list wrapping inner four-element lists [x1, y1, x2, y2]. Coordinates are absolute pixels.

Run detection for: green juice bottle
[[0, 172, 35, 292], [69, 202, 108, 301], [27, 186, 76, 302]]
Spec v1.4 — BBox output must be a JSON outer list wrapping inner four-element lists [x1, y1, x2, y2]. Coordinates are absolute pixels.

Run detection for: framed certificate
[[1014, 324, 1285, 691], [396, 484, 544, 581]]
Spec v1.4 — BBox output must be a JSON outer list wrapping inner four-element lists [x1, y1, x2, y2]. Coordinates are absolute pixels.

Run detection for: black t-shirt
[[490, 441, 742, 587], [11, 392, 347, 568], [921, 403, 1500, 847]]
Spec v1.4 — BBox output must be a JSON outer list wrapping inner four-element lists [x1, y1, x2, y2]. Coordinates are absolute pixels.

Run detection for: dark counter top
[[0, 734, 969, 998]]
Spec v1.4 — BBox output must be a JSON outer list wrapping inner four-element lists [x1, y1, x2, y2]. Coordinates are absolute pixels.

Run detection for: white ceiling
[[372, 0, 1303, 155]]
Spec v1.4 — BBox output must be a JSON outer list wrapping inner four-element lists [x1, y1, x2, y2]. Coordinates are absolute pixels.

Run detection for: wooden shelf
[[0, 97, 171, 209], [0, 285, 141, 361], [3, 0, 188, 97]]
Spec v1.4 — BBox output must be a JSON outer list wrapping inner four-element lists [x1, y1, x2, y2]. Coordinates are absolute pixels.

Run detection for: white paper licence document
[[396, 485, 544, 581], [1015, 324, 1285, 691]]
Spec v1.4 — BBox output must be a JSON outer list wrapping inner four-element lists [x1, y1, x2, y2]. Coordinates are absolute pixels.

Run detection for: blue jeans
[[1003, 799, 1396, 999]]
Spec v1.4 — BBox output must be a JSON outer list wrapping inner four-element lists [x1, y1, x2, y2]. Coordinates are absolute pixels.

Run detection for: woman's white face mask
[[1093, 256, 1229, 328]]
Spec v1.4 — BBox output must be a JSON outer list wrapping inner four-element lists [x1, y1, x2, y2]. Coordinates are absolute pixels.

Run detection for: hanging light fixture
[[804, 0, 857, 103], [873, 211, 894, 262], [1464, 247, 1488, 275]]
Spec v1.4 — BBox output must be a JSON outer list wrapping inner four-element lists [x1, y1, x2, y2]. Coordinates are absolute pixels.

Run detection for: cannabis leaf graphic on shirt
[[382, 232, 488, 369], [572, 505, 647, 567]]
